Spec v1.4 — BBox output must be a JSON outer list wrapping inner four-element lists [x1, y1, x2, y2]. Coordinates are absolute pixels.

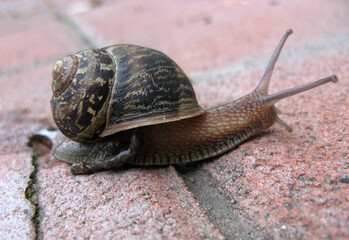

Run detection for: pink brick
[[36, 163, 224, 239], [0, 22, 85, 72], [73, 0, 348, 72], [0, 152, 35, 239]]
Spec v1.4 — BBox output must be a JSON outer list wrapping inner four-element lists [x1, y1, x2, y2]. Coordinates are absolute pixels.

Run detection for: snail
[[51, 29, 338, 175]]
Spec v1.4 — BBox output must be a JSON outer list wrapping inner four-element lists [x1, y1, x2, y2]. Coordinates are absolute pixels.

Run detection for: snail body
[[51, 29, 338, 174]]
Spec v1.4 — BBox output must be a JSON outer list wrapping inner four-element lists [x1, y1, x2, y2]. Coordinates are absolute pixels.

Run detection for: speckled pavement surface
[[0, 0, 348, 239]]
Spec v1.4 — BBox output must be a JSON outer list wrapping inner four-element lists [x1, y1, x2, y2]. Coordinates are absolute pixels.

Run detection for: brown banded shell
[[100, 45, 205, 137], [51, 44, 204, 142], [51, 49, 115, 142]]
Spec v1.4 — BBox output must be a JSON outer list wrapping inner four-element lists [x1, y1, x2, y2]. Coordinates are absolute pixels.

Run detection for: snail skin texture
[[51, 29, 338, 174]]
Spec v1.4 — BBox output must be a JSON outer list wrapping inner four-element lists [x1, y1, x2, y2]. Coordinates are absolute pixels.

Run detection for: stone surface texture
[[0, 0, 348, 239]]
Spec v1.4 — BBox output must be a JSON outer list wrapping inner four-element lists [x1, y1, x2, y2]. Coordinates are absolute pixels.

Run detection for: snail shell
[[51, 45, 204, 142]]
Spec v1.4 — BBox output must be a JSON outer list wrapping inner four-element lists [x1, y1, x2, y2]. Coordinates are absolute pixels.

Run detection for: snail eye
[[52, 55, 78, 97]]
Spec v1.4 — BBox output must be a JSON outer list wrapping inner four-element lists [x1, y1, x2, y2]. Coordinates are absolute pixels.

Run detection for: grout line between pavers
[[49, 10, 96, 49], [25, 155, 40, 240], [176, 163, 271, 240], [45, 0, 106, 49], [0, 59, 54, 78], [19, 3, 108, 239], [0, 4, 106, 77], [20, 3, 99, 239]]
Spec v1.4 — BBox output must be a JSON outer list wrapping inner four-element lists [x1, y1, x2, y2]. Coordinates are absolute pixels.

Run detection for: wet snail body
[[51, 29, 338, 174]]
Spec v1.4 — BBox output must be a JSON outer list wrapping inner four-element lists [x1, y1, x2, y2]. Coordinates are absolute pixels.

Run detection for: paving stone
[[68, 0, 348, 72], [0, 0, 89, 74], [0, 0, 50, 37], [35, 161, 224, 239], [0, 64, 54, 155], [0, 152, 35, 240]]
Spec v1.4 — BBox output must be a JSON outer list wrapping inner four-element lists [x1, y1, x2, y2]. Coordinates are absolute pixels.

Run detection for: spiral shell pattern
[[51, 49, 115, 141], [51, 45, 204, 142]]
